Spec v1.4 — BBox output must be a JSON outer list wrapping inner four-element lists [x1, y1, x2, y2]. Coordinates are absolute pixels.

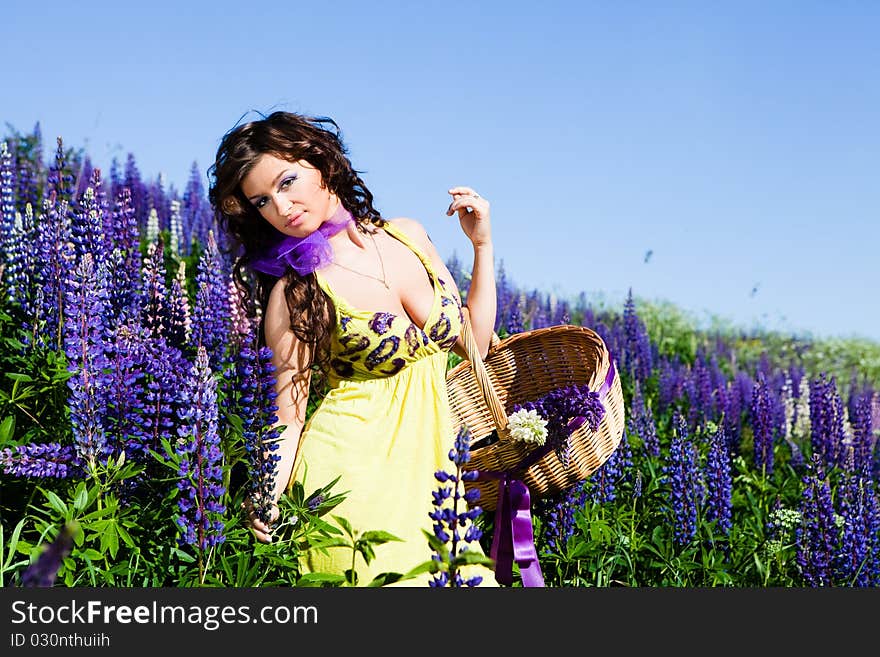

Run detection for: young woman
[[209, 111, 497, 585]]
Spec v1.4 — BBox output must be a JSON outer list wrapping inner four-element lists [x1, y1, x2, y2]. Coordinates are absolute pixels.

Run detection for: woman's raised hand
[[447, 186, 491, 248]]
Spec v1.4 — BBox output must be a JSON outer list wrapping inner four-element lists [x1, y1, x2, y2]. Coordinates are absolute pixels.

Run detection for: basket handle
[[460, 314, 509, 434]]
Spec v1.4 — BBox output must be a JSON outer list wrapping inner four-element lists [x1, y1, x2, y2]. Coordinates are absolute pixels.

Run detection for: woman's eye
[[254, 197, 267, 209], [280, 176, 297, 189]]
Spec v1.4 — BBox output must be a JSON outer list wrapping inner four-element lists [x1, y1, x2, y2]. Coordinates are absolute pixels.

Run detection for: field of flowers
[[1, 123, 879, 588]]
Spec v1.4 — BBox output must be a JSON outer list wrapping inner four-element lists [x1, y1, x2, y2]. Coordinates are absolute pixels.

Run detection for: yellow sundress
[[290, 221, 497, 587]]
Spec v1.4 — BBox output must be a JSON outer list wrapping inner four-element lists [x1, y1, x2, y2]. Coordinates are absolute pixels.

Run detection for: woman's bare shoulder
[[386, 216, 431, 248]]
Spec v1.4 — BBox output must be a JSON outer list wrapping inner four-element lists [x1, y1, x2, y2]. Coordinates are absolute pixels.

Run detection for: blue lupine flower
[[704, 426, 733, 540], [141, 236, 170, 340], [45, 136, 76, 205], [175, 345, 227, 550], [750, 373, 776, 476], [63, 254, 112, 470], [70, 174, 108, 267], [629, 381, 660, 457], [847, 392, 874, 475], [536, 480, 588, 554], [34, 195, 75, 349], [238, 343, 282, 525], [663, 412, 703, 548], [0, 141, 15, 257], [428, 426, 484, 587], [795, 455, 838, 587], [133, 335, 190, 463], [103, 322, 148, 464], [191, 230, 232, 369], [623, 288, 653, 386], [106, 187, 142, 322], [835, 469, 878, 586], [587, 431, 632, 504], [166, 261, 192, 350], [809, 374, 846, 471], [505, 294, 525, 334], [0, 443, 82, 479]]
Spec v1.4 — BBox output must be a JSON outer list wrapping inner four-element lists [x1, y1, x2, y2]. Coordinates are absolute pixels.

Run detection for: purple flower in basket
[[511, 384, 606, 464]]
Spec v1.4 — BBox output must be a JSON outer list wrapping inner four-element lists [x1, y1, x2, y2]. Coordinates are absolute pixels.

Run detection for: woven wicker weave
[[446, 320, 626, 511]]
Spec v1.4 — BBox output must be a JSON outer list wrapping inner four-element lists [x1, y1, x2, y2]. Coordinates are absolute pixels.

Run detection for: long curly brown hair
[[207, 111, 386, 391]]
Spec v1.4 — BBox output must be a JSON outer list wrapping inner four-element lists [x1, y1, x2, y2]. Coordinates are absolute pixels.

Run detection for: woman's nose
[[271, 194, 290, 216]]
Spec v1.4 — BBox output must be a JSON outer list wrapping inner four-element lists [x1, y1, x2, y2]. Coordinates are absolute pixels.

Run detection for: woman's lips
[[285, 212, 304, 227]]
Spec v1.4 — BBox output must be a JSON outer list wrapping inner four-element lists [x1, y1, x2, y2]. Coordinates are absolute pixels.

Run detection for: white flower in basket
[[507, 408, 548, 446]]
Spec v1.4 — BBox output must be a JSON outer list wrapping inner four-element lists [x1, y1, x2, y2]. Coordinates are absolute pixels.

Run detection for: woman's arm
[[446, 186, 496, 360], [246, 277, 313, 543]]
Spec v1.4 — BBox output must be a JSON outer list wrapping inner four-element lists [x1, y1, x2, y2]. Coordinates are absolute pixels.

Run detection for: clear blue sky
[[3, 1, 878, 342]]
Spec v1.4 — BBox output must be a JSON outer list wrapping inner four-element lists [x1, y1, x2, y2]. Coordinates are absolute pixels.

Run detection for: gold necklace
[[332, 230, 390, 289]]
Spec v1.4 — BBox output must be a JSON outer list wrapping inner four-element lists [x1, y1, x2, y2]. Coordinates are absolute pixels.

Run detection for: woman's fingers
[[446, 187, 487, 216]]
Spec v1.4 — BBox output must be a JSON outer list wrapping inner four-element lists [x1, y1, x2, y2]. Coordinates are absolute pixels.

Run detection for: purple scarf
[[249, 204, 354, 277]]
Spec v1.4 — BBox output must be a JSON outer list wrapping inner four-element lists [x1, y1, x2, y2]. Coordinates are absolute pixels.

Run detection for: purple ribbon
[[474, 354, 617, 587], [249, 204, 353, 277]]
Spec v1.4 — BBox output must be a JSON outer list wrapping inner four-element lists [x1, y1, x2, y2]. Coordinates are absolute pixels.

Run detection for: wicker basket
[[446, 319, 626, 511]]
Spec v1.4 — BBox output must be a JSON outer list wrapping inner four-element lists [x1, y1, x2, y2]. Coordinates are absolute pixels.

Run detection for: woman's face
[[240, 153, 337, 237]]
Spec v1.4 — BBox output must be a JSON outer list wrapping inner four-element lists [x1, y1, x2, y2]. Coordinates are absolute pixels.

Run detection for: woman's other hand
[[243, 496, 279, 543]]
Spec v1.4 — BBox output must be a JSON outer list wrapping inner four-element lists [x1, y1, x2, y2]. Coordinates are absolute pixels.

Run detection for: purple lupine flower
[[33, 195, 75, 349], [63, 253, 112, 470], [750, 373, 776, 476], [3, 202, 35, 311], [191, 230, 232, 369], [238, 343, 282, 525], [704, 426, 733, 540], [0, 442, 82, 479], [69, 182, 108, 269], [133, 335, 189, 463], [20, 522, 77, 588], [587, 430, 632, 504], [45, 136, 76, 205], [140, 235, 170, 340], [629, 380, 660, 457], [809, 374, 846, 471], [103, 322, 148, 464], [536, 480, 588, 554], [511, 383, 605, 466], [663, 412, 703, 548], [175, 345, 227, 550], [795, 455, 838, 587], [724, 371, 753, 454], [846, 392, 875, 476], [623, 288, 653, 385], [429, 426, 484, 587], [835, 469, 879, 586], [658, 355, 687, 414], [106, 187, 142, 322], [0, 141, 15, 253], [554, 300, 571, 326], [505, 293, 525, 335], [166, 261, 192, 350]]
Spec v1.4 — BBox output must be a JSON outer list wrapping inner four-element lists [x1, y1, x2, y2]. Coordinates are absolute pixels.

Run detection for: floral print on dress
[[317, 224, 464, 383]]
